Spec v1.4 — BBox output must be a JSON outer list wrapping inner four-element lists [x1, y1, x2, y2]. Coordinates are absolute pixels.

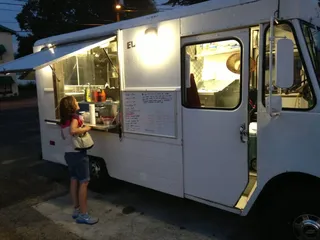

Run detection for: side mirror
[[275, 38, 294, 89], [266, 95, 282, 117]]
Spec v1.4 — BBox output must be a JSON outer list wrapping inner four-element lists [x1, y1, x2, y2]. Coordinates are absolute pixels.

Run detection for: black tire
[[88, 156, 110, 193], [255, 181, 320, 240]]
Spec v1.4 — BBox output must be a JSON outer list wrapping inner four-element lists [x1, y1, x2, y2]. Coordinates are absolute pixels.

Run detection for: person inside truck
[[187, 73, 201, 107]]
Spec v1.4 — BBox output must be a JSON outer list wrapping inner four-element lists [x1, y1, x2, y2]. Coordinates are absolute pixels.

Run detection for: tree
[[121, 0, 157, 20], [15, 0, 156, 58], [163, 0, 209, 6]]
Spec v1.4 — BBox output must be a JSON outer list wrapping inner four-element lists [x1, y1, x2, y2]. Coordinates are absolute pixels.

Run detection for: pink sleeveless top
[[61, 114, 84, 152]]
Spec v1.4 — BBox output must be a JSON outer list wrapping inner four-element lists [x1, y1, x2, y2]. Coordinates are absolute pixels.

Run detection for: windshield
[[301, 21, 320, 85]]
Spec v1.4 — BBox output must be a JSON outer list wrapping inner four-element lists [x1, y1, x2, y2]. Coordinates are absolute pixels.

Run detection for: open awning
[[0, 36, 116, 74], [0, 76, 14, 84]]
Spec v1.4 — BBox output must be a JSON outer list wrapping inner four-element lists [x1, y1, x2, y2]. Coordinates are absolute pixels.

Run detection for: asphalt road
[[0, 96, 258, 240], [0, 97, 83, 240]]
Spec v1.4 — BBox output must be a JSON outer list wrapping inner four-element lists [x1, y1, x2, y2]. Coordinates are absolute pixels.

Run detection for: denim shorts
[[64, 151, 90, 183]]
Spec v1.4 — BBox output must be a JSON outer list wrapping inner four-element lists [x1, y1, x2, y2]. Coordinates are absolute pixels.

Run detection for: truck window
[[183, 39, 242, 109], [300, 22, 320, 88], [263, 23, 315, 109], [51, 41, 120, 118]]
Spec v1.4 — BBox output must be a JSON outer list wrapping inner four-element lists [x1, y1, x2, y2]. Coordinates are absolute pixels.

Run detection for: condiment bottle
[[100, 89, 106, 102], [92, 89, 98, 102], [86, 84, 91, 102]]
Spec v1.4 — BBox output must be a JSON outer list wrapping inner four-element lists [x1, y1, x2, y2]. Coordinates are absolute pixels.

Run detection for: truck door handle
[[240, 123, 248, 143]]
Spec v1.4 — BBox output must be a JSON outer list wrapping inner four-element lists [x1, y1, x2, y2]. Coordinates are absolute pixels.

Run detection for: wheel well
[[87, 155, 110, 175], [87, 155, 112, 192], [249, 172, 320, 215]]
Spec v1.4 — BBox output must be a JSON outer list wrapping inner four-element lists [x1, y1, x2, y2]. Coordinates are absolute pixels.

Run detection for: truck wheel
[[257, 182, 320, 240], [88, 156, 110, 193]]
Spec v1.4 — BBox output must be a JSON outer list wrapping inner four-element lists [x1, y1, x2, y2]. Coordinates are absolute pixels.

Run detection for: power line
[[21, 23, 107, 27], [0, 2, 24, 6], [0, 8, 21, 11], [0, 20, 112, 25], [13, 30, 31, 33], [0, 21, 110, 34], [0, 21, 19, 23]]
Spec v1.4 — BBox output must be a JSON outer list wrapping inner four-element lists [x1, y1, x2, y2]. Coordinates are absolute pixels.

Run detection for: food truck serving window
[[52, 41, 119, 100], [51, 38, 121, 132], [0, 35, 121, 132], [183, 39, 242, 109]]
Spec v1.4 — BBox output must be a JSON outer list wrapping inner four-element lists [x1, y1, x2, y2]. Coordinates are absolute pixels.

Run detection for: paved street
[[0, 96, 258, 240], [0, 97, 81, 240]]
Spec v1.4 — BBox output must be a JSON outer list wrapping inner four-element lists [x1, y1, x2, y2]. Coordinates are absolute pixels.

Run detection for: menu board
[[123, 91, 176, 138]]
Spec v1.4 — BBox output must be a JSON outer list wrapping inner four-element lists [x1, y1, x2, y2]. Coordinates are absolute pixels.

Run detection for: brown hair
[[59, 96, 77, 125]]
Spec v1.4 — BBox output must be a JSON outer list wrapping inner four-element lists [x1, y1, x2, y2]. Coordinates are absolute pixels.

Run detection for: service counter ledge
[[44, 119, 118, 132]]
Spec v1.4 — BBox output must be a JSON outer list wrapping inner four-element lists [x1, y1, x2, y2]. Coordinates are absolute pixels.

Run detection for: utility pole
[[115, 0, 124, 22], [116, 10, 120, 22]]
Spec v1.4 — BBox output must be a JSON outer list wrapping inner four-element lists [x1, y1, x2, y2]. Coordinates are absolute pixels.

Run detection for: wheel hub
[[293, 214, 320, 240], [90, 161, 101, 178]]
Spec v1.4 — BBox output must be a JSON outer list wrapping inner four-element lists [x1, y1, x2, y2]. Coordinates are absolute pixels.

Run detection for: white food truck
[[1, 0, 320, 238]]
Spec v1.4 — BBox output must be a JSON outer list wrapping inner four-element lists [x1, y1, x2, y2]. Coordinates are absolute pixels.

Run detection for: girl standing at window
[[59, 96, 98, 225]]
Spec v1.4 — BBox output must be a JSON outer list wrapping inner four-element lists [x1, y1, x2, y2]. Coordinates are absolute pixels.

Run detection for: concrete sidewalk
[[33, 191, 215, 240]]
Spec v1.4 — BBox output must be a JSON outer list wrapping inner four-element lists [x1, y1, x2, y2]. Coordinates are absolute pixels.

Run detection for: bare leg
[[79, 181, 89, 214], [70, 179, 79, 208], [76, 180, 98, 224]]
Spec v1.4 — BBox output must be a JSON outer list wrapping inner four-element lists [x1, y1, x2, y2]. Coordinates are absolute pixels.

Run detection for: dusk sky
[[0, 0, 184, 53], [0, 0, 29, 52]]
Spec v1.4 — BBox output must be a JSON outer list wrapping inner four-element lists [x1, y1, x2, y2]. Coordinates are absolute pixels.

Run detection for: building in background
[[0, 24, 18, 97]]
